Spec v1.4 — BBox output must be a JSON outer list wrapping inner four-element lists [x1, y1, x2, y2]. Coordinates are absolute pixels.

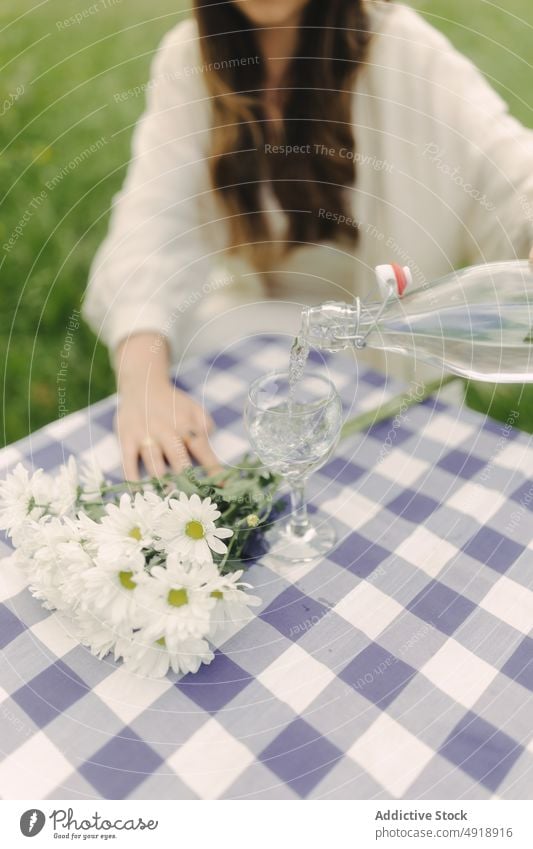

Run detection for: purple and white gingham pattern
[[0, 335, 532, 800]]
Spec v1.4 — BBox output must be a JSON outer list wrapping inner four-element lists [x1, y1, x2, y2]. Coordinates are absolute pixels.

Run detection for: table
[[0, 335, 532, 800]]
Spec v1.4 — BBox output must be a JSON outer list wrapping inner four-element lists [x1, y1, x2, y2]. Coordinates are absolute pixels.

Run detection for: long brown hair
[[194, 0, 385, 263]]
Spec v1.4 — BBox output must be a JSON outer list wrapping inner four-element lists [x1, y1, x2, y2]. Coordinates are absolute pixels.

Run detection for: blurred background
[[1, 0, 532, 447]]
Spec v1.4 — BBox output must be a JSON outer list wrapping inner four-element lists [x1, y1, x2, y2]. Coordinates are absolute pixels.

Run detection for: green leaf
[[340, 375, 458, 440]]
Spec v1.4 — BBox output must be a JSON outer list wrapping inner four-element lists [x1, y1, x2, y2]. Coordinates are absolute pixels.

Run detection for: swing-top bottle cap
[[375, 264, 413, 299]]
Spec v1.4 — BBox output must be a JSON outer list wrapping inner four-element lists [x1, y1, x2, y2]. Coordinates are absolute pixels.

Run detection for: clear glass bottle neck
[[299, 298, 387, 352]]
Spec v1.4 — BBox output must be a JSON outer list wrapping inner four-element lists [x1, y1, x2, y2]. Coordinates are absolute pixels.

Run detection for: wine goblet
[[244, 369, 342, 563]]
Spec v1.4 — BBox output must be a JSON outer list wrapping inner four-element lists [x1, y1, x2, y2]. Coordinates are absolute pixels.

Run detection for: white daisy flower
[[74, 607, 132, 660], [117, 633, 214, 678], [0, 464, 52, 534], [208, 569, 262, 638], [55, 538, 95, 609], [50, 456, 80, 517], [4, 548, 32, 575], [160, 492, 233, 562], [79, 456, 107, 502], [135, 556, 219, 647], [79, 491, 166, 559], [10, 515, 51, 559], [24, 516, 86, 612], [81, 548, 146, 626]]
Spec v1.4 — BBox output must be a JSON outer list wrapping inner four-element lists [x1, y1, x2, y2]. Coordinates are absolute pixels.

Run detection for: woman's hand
[[114, 333, 220, 480]]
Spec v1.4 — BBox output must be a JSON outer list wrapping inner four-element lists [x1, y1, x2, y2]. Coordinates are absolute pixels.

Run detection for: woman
[[83, 0, 533, 479]]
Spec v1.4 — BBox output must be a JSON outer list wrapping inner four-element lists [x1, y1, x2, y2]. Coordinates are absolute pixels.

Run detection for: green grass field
[[1, 0, 532, 446]]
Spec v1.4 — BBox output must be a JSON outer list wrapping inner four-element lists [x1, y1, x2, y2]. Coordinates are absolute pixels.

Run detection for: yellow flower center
[[128, 525, 142, 541], [155, 637, 166, 647], [118, 570, 137, 590], [185, 520, 205, 540], [167, 588, 188, 608], [211, 590, 224, 600]]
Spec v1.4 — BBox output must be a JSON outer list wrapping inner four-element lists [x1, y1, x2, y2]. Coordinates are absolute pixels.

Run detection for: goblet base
[[264, 515, 336, 564]]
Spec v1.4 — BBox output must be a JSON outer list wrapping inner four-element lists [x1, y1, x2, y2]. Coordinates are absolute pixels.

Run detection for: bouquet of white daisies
[[0, 377, 448, 678], [0, 456, 280, 678]]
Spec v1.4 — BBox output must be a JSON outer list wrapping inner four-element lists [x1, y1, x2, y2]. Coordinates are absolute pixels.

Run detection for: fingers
[[115, 385, 219, 481], [185, 431, 222, 473], [191, 401, 216, 436], [116, 410, 141, 480], [139, 440, 167, 479], [175, 399, 219, 470], [121, 432, 219, 479], [146, 429, 219, 475], [121, 438, 140, 482], [160, 433, 191, 474], [198, 407, 215, 434], [121, 435, 191, 481], [529, 244, 533, 261]]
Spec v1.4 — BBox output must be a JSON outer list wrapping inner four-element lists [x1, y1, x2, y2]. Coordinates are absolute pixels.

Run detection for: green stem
[[103, 478, 161, 493], [218, 526, 242, 571], [339, 375, 459, 441]]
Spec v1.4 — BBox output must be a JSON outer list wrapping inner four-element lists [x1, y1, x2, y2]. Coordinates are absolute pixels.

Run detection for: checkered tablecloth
[[0, 335, 532, 800]]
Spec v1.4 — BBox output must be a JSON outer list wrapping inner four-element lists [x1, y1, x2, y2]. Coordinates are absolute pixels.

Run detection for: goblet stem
[[288, 479, 309, 537]]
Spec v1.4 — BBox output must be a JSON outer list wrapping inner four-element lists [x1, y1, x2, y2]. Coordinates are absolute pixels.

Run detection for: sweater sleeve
[[82, 21, 217, 362], [372, 4, 533, 264]]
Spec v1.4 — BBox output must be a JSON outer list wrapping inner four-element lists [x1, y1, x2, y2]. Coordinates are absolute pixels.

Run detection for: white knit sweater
[[83, 2, 533, 363]]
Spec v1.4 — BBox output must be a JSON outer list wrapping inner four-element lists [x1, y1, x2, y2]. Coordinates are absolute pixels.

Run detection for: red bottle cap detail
[[375, 264, 413, 300]]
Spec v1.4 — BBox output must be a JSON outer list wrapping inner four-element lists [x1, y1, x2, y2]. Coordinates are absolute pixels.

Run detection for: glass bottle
[[297, 261, 533, 382]]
